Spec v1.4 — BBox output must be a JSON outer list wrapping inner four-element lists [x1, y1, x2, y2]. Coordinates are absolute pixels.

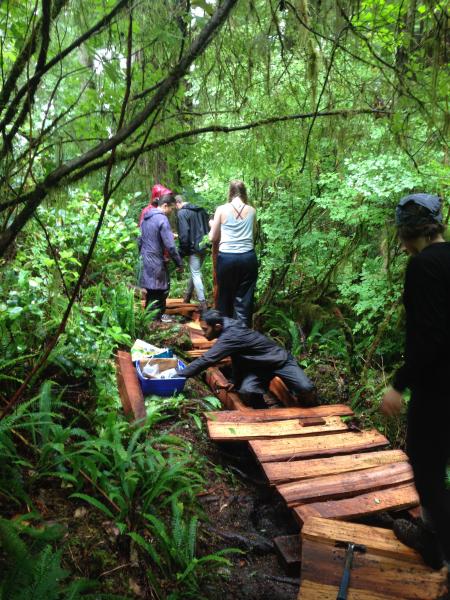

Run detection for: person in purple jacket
[[138, 194, 183, 321]]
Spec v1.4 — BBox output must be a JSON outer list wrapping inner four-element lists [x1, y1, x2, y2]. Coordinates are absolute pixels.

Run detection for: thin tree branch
[[0, 107, 391, 214], [0, 0, 129, 133], [0, 0, 240, 258]]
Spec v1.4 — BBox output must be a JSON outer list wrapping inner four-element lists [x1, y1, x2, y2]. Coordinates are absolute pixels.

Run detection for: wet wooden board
[[205, 405, 354, 423], [294, 483, 419, 526], [277, 462, 414, 507], [273, 534, 302, 575], [116, 351, 146, 421], [250, 429, 389, 463], [298, 518, 447, 600], [207, 416, 348, 441], [261, 449, 407, 484]]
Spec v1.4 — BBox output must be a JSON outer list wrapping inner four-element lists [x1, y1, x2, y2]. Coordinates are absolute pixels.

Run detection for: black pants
[[407, 387, 450, 561], [236, 354, 315, 397], [217, 250, 258, 327], [145, 288, 168, 321]]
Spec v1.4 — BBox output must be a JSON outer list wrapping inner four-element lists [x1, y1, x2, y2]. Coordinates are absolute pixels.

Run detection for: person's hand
[[380, 386, 404, 417]]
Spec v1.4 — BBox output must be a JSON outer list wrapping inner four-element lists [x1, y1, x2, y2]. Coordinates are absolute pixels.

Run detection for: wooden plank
[[250, 429, 388, 463], [298, 576, 447, 600], [298, 531, 447, 600], [299, 580, 393, 600], [166, 298, 198, 308], [261, 449, 407, 485], [301, 517, 419, 563], [273, 534, 302, 574], [116, 351, 146, 421], [269, 376, 297, 406], [205, 405, 354, 423], [294, 483, 419, 526], [204, 367, 248, 411], [207, 416, 348, 441], [277, 462, 414, 507]]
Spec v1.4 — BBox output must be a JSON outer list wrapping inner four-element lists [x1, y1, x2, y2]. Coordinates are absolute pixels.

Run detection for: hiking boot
[[161, 314, 173, 323], [199, 300, 208, 313], [393, 518, 444, 569]]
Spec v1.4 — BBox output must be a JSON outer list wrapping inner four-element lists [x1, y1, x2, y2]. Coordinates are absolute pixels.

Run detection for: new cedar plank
[[262, 449, 407, 484], [205, 404, 354, 423], [302, 517, 419, 563], [207, 416, 348, 441], [277, 462, 414, 506], [116, 351, 146, 421], [166, 298, 197, 307], [269, 376, 296, 406], [294, 483, 419, 525], [205, 367, 248, 411], [250, 429, 388, 463], [299, 537, 447, 600]]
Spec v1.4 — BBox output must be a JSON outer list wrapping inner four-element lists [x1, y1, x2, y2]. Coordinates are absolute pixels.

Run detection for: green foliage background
[[0, 0, 448, 596]]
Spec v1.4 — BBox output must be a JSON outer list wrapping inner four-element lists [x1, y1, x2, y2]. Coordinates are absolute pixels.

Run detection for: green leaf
[[69, 493, 115, 519]]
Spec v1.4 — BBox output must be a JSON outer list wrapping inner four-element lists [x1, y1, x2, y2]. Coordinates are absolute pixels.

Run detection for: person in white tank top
[[209, 180, 258, 326]]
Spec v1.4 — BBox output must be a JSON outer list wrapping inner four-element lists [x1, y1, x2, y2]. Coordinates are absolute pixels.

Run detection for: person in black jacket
[[176, 310, 317, 406], [381, 193, 450, 572], [175, 195, 209, 311]]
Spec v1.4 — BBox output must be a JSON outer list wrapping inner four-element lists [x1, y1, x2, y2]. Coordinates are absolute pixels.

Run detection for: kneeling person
[[177, 310, 317, 406]]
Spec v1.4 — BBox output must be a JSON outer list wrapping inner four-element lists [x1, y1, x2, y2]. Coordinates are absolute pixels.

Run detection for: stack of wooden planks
[[206, 406, 420, 524], [165, 297, 201, 318], [204, 393, 447, 598]]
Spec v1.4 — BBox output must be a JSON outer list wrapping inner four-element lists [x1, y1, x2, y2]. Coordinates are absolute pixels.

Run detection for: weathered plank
[[116, 351, 146, 421], [205, 404, 354, 423], [261, 449, 407, 484], [277, 462, 414, 507], [207, 416, 348, 441], [250, 429, 388, 463], [298, 518, 447, 599], [273, 535, 302, 574], [294, 483, 419, 525], [301, 517, 418, 563]]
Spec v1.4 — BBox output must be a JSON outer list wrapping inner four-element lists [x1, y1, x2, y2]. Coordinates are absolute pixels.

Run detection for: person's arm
[[177, 210, 190, 257], [208, 205, 222, 242], [177, 331, 238, 378], [160, 217, 183, 268]]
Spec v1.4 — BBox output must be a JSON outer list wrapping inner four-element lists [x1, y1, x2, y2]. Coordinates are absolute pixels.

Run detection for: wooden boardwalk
[[116, 307, 448, 599]]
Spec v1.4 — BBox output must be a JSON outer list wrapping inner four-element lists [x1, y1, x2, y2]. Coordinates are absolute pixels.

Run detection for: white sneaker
[[161, 314, 173, 323]]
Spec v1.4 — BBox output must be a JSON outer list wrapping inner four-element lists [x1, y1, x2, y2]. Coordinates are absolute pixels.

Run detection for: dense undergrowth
[[0, 194, 232, 598], [1, 0, 449, 596]]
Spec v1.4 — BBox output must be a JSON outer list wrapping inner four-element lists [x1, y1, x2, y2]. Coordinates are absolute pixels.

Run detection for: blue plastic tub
[[136, 359, 186, 397]]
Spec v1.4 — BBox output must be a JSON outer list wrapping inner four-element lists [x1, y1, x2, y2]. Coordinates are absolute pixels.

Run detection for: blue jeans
[[217, 249, 258, 327], [185, 252, 206, 302]]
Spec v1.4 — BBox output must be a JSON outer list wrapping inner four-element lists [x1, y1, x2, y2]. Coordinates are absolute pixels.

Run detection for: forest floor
[[1, 321, 352, 599]]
